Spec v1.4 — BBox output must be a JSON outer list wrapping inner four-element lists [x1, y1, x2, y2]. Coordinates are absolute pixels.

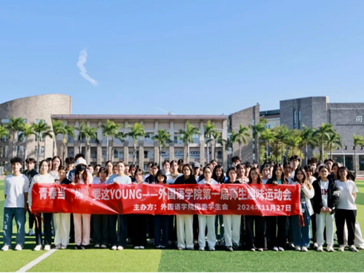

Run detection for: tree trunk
[[321, 141, 324, 161], [305, 144, 308, 165], [106, 136, 109, 161], [330, 144, 333, 159], [134, 142, 137, 164], [239, 143, 242, 160], [354, 148, 357, 171], [63, 142, 66, 162], [256, 136, 260, 167], [215, 140, 218, 160], [266, 142, 268, 162], [159, 145, 162, 168], [37, 139, 40, 171], [206, 142, 209, 163], [53, 137, 56, 157]]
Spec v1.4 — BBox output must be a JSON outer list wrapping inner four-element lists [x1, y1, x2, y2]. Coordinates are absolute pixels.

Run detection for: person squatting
[[2, 154, 363, 253]]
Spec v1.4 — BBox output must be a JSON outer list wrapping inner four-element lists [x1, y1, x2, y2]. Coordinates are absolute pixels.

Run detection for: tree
[[213, 131, 226, 160], [249, 119, 267, 166], [273, 125, 290, 163], [18, 124, 35, 162], [285, 130, 304, 160], [260, 128, 276, 163], [353, 134, 364, 171], [0, 125, 9, 158], [52, 120, 66, 157], [204, 120, 217, 163], [4, 117, 25, 158], [233, 124, 251, 160], [178, 122, 200, 163], [300, 126, 316, 165], [50, 121, 75, 162], [152, 129, 171, 167], [126, 123, 146, 164], [32, 120, 53, 168], [99, 120, 123, 161], [77, 122, 99, 163], [326, 132, 342, 159], [313, 123, 335, 161]]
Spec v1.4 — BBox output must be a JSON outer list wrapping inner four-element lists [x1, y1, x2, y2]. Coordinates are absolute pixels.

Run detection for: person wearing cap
[[106, 161, 132, 250], [154, 170, 169, 249], [71, 158, 93, 250], [193, 163, 201, 182]]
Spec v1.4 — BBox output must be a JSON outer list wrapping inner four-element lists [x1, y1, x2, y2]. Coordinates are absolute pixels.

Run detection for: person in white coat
[[197, 166, 218, 251], [291, 167, 315, 252], [223, 167, 242, 251]]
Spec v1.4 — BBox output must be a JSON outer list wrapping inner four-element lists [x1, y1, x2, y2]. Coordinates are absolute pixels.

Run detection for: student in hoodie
[[266, 164, 290, 251], [197, 166, 218, 251], [212, 164, 227, 245], [312, 165, 339, 252], [174, 164, 197, 250], [28, 160, 55, 251], [53, 167, 71, 249], [106, 161, 132, 250], [245, 167, 265, 252], [92, 167, 109, 249], [223, 167, 241, 251], [335, 166, 358, 252], [23, 158, 38, 237], [154, 170, 169, 249], [291, 167, 315, 252]]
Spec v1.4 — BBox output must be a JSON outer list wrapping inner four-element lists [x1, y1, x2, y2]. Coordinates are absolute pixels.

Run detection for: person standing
[[197, 166, 218, 251], [23, 158, 38, 236], [312, 165, 339, 252], [335, 166, 358, 252], [49, 156, 62, 180], [174, 164, 196, 250], [2, 157, 29, 251], [71, 158, 93, 249], [154, 170, 169, 249], [28, 160, 55, 251], [106, 161, 132, 250]]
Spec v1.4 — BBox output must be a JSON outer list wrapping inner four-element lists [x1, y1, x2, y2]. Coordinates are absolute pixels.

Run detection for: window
[[1, 119, 9, 124], [113, 148, 124, 159], [217, 151, 222, 159], [0, 146, 8, 157], [298, 111, 301, 129], [102, 148, 107, 159], [91, 147, 97, 159], [35, 119, 45, 125], [23, 119, 27, 124], [192, 134, 199, 144], [344, 146, 347, 150], [174, 136, 183, 144], [68, 147, 74, 158], [35, 146, 45, 158], [189, 151, 200, 159], [293, 110, 297, 129], [16, 146, 24, 157]]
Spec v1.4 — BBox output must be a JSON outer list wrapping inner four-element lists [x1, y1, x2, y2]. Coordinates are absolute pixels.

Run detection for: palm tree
[[4, 117, 25, 158], [152, 129, 171, 167], [99, 120, 123, 161], [213, 131, 225, 160], [285, 130, 303, 159], [353, 134, 364, 171], [32, 120, 53, 168], [52, 120, 66, 157], [260, 128, 276, 162], [313, 123, 335, 161], [234, 124, 251, 160], [178, 122, 200, 163], [300, 126, 316, 165], [0, 125, 9, 158], [326, 132, 342, 159], [77, 122, 99, 163], [204, 120, 217, 163], [50, 121, 75, 161], [18, 124, 35, 161], [126, 123, 146, 164], [249, 119, 267, 166], [274, 125, 290, 163]]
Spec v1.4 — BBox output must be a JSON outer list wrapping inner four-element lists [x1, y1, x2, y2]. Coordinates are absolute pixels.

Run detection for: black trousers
[[246, 216, 265, 249], [269, 216, 287, 249], [35, 213, 52, 245], [240, 215, 246, 245], [28, 206, 35, 230], [193, 215, 199, 241], [154, 215, 169, 247], [335, 209, 357, 246], [93, 214, 109, 246], [130, 215, 147, 247], [168, 215, 177, 241], [311, 214, 316, 243], [109, 215, 128, 247]]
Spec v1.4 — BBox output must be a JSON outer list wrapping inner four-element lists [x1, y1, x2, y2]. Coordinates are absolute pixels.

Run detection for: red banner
[[31, 183, 301, 216]]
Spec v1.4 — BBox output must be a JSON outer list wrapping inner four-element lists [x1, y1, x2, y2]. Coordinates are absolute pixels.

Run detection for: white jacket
[[292, 182, 315, 216]]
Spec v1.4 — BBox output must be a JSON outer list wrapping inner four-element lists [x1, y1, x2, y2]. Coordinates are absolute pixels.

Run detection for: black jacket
[[23, 169, 38, 187], [312, 179, 339, 214], [174, 175, 197, 185]]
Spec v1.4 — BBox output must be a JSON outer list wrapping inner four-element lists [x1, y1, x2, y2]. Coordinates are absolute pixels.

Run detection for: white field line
[[17, 249, 57, 272]]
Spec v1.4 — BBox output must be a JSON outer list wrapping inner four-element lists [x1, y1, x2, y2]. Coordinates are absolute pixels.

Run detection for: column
[[123, 141, 129, 164], [138, 140, 144, 170], [169, 121, 175, 161], [199, 121, 206, 165], [74, 121, 80, 156]]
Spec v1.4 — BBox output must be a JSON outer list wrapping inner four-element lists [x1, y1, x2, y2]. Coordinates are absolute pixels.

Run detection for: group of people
[[2, 153, 363, 253]]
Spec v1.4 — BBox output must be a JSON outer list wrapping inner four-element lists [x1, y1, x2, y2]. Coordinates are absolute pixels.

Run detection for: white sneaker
[[94, 244, 100, 248], [44, 245, 51, 251], [139, 246, 145, 249], [313, 242, 318, 248], [250, 248, 255, 252], [101, 244, 107, 249], [338, 245, 345, 252], [349, 245, 358, 252], [295, 246, 301, 251], [317, 246, 323, 252], [134, 246, 140, 249], [273, 246, 278, 251], [14, 244, 22, 251], [257, 248, 264, 252], [358, 245, 364, 250], [199, 247, 204, 251], [34, 245, 42, 251], [117, 246, 124, 250], [1, 245, 9, 251], [61, 245, 67, 250], [55, 244, 61, 249], [111, 246, 117, 250], [327, 245, 335, 252], [278, 247, 284, 251], [301, 247, 308, 252], [28, 229, 35, 236]]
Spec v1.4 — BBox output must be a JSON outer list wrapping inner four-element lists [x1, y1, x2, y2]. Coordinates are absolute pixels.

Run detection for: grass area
[[1, 178, 364, 272]]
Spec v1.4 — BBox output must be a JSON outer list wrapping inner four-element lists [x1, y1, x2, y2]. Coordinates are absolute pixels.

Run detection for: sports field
[[1, 179, 364, 272]]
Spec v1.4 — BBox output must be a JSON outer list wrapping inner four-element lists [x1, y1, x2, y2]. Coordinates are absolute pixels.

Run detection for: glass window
[[1, 119, 9, 124], [217, 151, 222, 159], [113, 148, 124, 159], [68, 147, 74, 158], [16, 146, 24, 157], [23, 119, 27, 124], [298, 111, 301, 129], [35, 146, 45, 158], [359, 155, 364, 171], [35, 119, 45, 125], [192, 134, 199, 144], [102, 148, 107, 159], [91, 147, 97, 159], [293, 110, 297, 129]]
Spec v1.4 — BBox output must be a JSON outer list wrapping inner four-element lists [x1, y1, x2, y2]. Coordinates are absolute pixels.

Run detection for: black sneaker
[[227, 246, 233, 252], [233, 243, 238, 250], [75, 245, 81, 250]]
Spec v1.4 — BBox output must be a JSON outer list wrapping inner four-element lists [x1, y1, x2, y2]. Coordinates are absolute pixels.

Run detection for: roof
[[51, 114, 229, 121]]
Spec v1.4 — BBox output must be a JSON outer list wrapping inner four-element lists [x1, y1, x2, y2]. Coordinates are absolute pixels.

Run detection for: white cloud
[[77, 49, 98, 86]]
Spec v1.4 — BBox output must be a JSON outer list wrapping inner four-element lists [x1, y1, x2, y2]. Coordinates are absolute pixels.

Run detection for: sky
[[1, 1, 364, 116]]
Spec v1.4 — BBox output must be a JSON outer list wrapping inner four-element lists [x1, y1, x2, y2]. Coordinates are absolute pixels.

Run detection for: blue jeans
[[3, 208, 25, 246], [292, 203, 311, 247]]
